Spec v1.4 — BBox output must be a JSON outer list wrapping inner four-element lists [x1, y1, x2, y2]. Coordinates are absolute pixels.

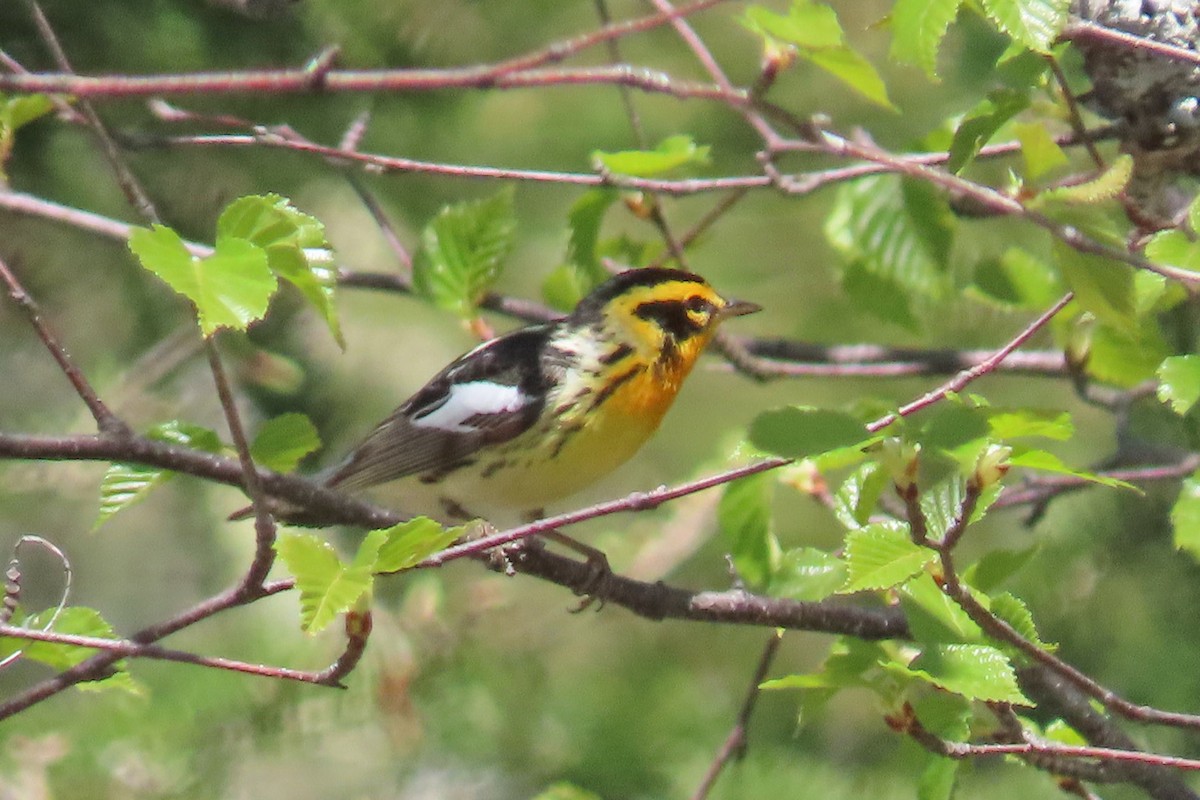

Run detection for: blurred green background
[[1, 1, 1198, 798]]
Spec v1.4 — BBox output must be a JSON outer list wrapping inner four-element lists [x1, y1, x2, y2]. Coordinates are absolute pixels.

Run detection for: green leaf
[[833, 462, 890, 530], [763, 638, 888, 691], [962, 545, 1038, 591], [892, 643, 1030, 703], [1013, 121, 1068, 179], [1053, 240, 1136, 332], [11, 607, 140, 694], [918, 755, 958, 800], [1007, 446, 1138, 491], [413, 187, 517, 318], [1034, 154, 1133, 207], [989, 591, 1054, 650], [129, 224, 276, 337], [0, 94, 55, 178], [374, 517, 461, 573], [749, 406, 869, 459], [841, 521, 934, 592], [946, 89, 1029, 174], [986, 408, 1073, 440], [919, 479, 969, 541], [771, 548, 847, 601], [826, 176, 954, 318], [980, 0, 1068, 53], [1157, 355, 1200, 415], [840, 260, 920, 330], [94, 421, 222, 529], [593, 135, 711, 177], [1170, 474, 1200, 561], [250, 413, 321, 473], [742, 2, 845, 49], [565, 188, 618, 282], [890, 0, 964, 78], [718, 472, 779, 588], [919, 404, 990, 452], [804, 45, 895, 110], [1087, 320, 1169, 388], [970, 247, 1064, 310], [1145, 230, 1200, 274], [901, 573, 983, 644], [276, 531, 384, 633]]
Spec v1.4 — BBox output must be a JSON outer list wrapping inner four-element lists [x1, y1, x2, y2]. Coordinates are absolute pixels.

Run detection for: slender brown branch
[[0, 254, 127, 435], [1063, 21, 1200, 67], [691, 630, 784, 800]]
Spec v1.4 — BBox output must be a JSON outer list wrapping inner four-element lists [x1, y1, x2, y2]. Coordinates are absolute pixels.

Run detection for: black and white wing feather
[[323, 325, 563, 493]]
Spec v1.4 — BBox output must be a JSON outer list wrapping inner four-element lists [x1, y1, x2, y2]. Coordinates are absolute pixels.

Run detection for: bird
[[239, 267, 760, 526]]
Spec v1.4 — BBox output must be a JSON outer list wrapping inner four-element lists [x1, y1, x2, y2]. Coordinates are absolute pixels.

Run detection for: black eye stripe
[[634, 299, 707, 340]]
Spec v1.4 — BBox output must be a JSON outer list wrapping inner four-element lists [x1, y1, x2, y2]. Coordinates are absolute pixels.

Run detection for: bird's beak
[[718, 298, 762, 319]]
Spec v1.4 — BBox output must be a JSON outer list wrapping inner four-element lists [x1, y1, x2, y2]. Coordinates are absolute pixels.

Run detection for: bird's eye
[[684, 296, 709, 315]]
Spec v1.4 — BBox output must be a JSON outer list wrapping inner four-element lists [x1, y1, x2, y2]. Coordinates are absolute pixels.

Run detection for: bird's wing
[[322, 326, 559, 493]]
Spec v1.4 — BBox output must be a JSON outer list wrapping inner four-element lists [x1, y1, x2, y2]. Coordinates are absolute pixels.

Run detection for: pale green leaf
[[892, 643, 1030, 703], [962, 545, 1038, 591], [1170, 475, 1200, 561], [1013, 121, 1068, 179], [276, 531, 381, 633], [1157, 355, 1200, 415], [840, 260, 920, 330], [12, 607, 141, 694], [946, 89, 1028, 174], [593, 135, 711, 177], [901, 573, 983, 644], [1008, 446, 1138, 491], [770, 547, 847, 601], [803, 46, 895, 110], [891, 0, 964, 78], [981, 0, 1068, 53], [374, 517, 461, 573], [970, 247, 1064, 310], [1145, 230, 1200, 273], [250, 413, 321, 473], [1088, 320, 1170, 388], [841, 521, 934, 592], [986, 408, 1073, 440], [1053, 240, 1136, 332], [413, 187, 517, 318], [989, 591, 1054, 650], [762, 638, 887, 691], [832, 462, 889, 530]]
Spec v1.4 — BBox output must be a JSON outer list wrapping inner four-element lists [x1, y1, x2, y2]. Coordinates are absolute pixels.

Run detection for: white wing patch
[[411, 381, 528, 433]]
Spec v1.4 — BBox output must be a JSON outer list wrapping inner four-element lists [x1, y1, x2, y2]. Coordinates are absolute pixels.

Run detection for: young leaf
[[762, 638, 888, 691], [0, 93, 54, 177], [1157, 355, 1200, 415], [961, 545, 1038, 591], [989, 591, 1054, 650], [129, 224, 276, 337], [1145, 230, 1200, 273], [1007, 447, 1138, 491], [980, 0, 1068, 54], [1012, 121, 1068, 179], [1087, 320, 1170, 388], [15, 607, 140, 694], [901, 573, 983, 644], [890, 0, 964, 79], [374, 517, 461, 573], [718, 472, 779, 588], [840, 260, 920, 330], [413, 187, 517, 318], [770, 548, 848, 601], [893, 643, 1030, 703], [565, 188, 618, 282], [986, 408, 1073, 440], [1170, 474, 1200, 561], [742, 2, 845, 49], [833, 462, 890, 530], [841, 521, 934, 593], [593, 135, 710, 177], [749, 406, 869, 459], [1053, 240, 1136, 332], [250, 413, 321, 473], [946, 89, 1029, 174], [970, 247, 1064, 310], [804, 45, 895, 110], [276, 531, 385, 634]]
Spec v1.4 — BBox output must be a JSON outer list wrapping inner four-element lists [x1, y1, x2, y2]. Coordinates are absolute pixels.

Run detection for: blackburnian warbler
[[246, 268, 759, 524]]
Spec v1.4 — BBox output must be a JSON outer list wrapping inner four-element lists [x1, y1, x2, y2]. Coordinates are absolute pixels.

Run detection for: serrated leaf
[[970, 247, 1064, 310], [770, 548, 847, 601], [841, 521, 934, 592], [826, 176, 954, 317], [593, 135, 711, 177], [1088, 319, 1170, 388], [94, 421, 222, 529], [946, 89, 1029, 174], [718, 472, 779, 588], [276, 531, 382, 633], [1008, 446, 1138, 491], [413, 187, 517, 318], [129, 224, 276, 337], [901, 573, 983, 644], [762, 638, 888, 691], [1170, 475, 1200, 561], [989, 591, 1054, 650], [374, 517, 461, 572], [891, 0, 964, 78], [1053, 240, 1136, 332], [1157, 355, 1200, 415], [894, 643, 1030, 703], [250, 413, 320, 473], [919, 479, 968, 542], [1013, 121, 1068, 179], [833, 462, 889, 529], [9, 607, 140, 694], [749, 406, 869, 459], [981, 0, 1068, 53], [1033, 154, 1132, 207]]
